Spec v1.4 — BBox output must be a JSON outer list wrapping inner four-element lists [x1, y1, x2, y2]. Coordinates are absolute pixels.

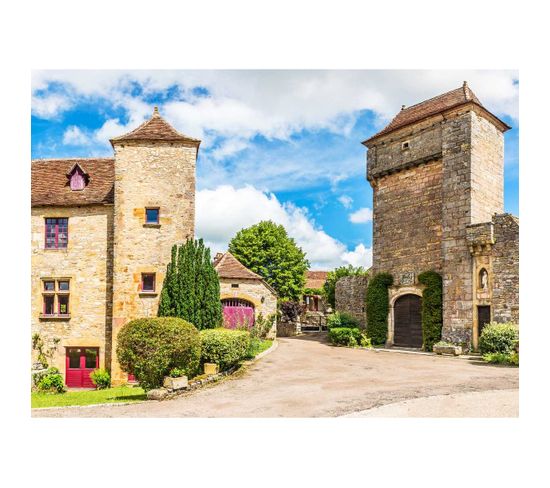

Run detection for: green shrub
[[366, 273, 393, 345], [483, 352, 519, 366], [418, 270, 443, 351], [37, 367, 65, 393], [479, 322, 519, 355], [250, 313, 276, 339], [328, 327, 371, 347], [200, 328, 251, 370], [168, 367, 187, 378], [116, 317, 201, 391], [327, 312, 360, 329], [90, 368, 111, 390]]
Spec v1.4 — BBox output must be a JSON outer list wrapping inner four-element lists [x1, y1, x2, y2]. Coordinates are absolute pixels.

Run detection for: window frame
[[44, 218, 69, 249], [40, 278, 71, 319], [145, 207, 160, 225], [141, 273, 156, 293]]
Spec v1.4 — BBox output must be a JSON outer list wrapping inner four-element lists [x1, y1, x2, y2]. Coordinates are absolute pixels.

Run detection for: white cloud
[[338, 195, 353, 209], [341, 243, 372, 268], [62, 126, 91, 146], [196, 185, 369, 270], [31, 93, 72, 119], [349, 207, 373, 223]]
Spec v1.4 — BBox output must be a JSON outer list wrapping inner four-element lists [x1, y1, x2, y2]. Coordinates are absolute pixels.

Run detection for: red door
[[221, 299, 255, 329], [66, 347, 99, 388]]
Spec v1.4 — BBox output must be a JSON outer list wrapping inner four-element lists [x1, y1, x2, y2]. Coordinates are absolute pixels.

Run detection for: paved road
[[32, 333, 518, 418]]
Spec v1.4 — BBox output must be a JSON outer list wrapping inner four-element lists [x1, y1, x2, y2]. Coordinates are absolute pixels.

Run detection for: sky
[[31, 70, 519, 270]]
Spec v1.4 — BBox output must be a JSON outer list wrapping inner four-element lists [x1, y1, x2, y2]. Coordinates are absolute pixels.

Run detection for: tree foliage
[[158, 239, 222, 330], [418, 270, 443, 351], [365, 272, 393, 345], [228, 220, 309, 301], [323, 265, 368, 309]]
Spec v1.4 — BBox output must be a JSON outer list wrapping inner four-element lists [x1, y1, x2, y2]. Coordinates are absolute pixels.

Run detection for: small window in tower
[[231, 283, 239, 288], [145, 208, 160, 224], [141, 273, 156, 293], [402, 141, 410, 150]]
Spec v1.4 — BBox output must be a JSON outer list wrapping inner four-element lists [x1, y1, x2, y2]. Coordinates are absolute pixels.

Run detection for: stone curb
[[249, 339, 279, 362], [364, 347, 481, 360], [31, 401, 140, 412]]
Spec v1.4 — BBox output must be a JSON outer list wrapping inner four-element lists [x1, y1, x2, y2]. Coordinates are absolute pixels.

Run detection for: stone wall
[[491, 214, 519, 324], [31, 205, 113, 374], [110, 140, 196, 384], [335, 275, 369, 328], [219, 277, 278, 321]]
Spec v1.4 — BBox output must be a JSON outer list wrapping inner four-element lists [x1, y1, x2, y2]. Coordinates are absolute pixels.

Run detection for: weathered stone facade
[[363, 84, 519, 349], [335, 275, 369, 328], [218, 278, 278, 322], [31, 205, 114, 373], [110, 139, 197, 384]]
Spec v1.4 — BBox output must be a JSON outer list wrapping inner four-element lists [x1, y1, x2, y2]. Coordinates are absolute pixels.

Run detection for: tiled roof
[[305, 271, 328, 290], [363, 82, 509, 144], [31, 158, 114, 207], [110, 107, 201, 146], [214, 252, 263, 280]]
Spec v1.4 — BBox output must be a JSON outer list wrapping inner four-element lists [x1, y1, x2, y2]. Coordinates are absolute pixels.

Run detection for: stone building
[[335, 275, 369, 328], [362, 83, 519, 350], [213, 252, 278, 331], [31, 108, 200, 386], [301, 271, 329, 331]]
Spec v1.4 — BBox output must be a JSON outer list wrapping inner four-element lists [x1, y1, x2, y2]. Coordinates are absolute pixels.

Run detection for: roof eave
[[362, 101, 511, 147]]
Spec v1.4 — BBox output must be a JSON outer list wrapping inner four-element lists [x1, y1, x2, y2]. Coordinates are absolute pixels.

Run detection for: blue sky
[[31, 70, 519, 269]]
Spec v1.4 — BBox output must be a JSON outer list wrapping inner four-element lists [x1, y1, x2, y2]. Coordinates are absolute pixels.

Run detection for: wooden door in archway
[[394, 294, 423, 348]]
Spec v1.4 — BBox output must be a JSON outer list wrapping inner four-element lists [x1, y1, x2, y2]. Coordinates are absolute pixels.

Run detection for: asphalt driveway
[[32, 333, 518, 418]]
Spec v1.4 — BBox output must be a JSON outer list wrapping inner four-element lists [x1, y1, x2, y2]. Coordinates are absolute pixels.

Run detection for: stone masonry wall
[[219, 278, 278, 320], [371, 161, 443, 278], [491, 214, 519, 324], [110, 141, 196, 384], [335, 275, 369, 328], [31, 205, 113, 374]]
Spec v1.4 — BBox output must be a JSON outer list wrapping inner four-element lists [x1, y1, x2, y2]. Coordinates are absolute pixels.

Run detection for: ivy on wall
[[418, 270, 443, 351], [365, 273, 393, 345]]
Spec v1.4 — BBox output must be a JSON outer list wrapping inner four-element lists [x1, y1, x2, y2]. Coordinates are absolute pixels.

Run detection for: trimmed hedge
[[417, 270, 443, 351], [326, 312, 360, 329], [479, 322, 519, 355], [200, 328, 251, 371], [366, 273, 393, 345], [328, 327, 362, 347], [116, 317, 201, 391]]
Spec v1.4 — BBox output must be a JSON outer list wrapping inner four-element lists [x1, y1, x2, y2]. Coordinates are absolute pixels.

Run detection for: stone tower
[[363, 83, 511, 348], [109, 108, 200, 384]]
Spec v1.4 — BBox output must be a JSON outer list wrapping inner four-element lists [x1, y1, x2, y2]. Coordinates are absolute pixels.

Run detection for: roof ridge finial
[[462, 81, 470, 100], [153, 106, 159, 117], [401, 104, 406, 111]]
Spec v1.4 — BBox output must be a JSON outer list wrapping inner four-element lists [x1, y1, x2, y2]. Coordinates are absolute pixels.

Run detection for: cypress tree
[[157, 239, 222, 330]]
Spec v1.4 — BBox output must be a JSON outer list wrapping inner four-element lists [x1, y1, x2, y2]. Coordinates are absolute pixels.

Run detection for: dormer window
[[67, 164, 88, 191]]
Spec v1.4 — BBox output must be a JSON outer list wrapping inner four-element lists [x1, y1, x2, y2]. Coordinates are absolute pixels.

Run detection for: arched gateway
[[221, 298, 255, 328], [393, 294, 422, 348]]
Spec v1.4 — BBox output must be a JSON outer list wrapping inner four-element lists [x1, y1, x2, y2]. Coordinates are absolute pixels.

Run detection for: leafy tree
[[158, 239, 222, 330], [228, 220, 309, 301], [323, 265, 369, 309]]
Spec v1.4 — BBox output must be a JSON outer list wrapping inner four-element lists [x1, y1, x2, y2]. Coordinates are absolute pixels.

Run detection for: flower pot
[[163, 375, 188, 390], [204, 363, 219, 375]]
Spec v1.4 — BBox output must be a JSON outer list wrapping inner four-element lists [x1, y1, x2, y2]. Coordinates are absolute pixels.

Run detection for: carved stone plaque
[[400, 272, 415, 286]]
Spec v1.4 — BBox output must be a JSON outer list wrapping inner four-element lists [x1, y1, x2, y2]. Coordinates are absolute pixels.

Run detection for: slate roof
[[363, 82, 510, 144], [31, 158, 114, 207], [305, 271, 328, 290], [110, 107, 201, 146]]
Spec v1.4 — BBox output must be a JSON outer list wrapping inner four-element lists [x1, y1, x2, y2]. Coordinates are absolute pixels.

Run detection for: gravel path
[[32, 333, 518, 418]]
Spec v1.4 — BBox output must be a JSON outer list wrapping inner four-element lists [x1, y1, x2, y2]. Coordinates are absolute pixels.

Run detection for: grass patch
[[31, 385, 146, 409], [246, 339, 273, 359]]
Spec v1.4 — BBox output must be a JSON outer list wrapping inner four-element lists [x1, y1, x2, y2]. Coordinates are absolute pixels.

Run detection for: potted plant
[[163, 367, 189, 391]]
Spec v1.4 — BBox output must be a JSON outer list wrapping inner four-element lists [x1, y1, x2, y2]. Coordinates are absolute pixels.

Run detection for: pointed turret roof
[[110, 106, 201, 146], [363, 82, 510, 145]]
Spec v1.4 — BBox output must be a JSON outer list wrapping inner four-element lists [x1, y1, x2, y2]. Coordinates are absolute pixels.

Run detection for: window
[[41, 278, 70, 317], [141, 273, 156, 292], [145, 208, 159, 224], [231, 283, 239, 288], [45, 218, 68, 249], [401, 141, 410, 150], [69, 165, 87, 191]]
